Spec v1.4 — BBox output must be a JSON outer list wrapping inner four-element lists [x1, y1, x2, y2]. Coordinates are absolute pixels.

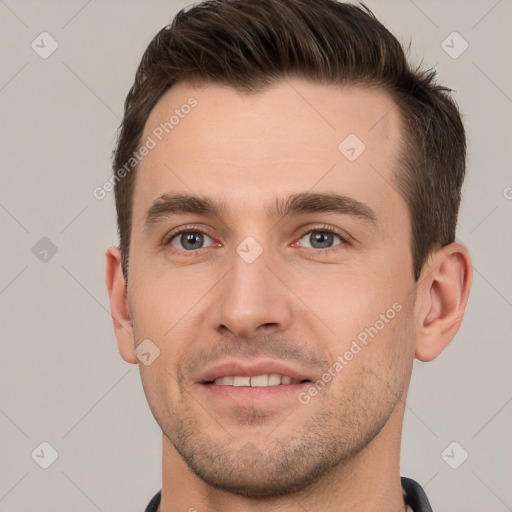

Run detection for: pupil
[[182, 232, 203, 250], [311, 231, 333, 248]]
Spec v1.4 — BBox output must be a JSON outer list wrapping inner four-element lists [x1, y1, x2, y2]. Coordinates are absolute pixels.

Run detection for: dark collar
[[144, 476, 433, 512]]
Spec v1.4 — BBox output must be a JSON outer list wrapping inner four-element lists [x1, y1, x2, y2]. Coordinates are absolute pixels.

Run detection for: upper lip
[[197, 360, 314, 383]]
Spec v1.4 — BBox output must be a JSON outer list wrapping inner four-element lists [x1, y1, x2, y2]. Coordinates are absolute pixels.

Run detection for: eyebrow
[[143, 192, 377, 231]]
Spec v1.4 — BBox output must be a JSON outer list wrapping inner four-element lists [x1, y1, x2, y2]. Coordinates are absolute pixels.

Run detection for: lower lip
[[199, 382, 310, 408]]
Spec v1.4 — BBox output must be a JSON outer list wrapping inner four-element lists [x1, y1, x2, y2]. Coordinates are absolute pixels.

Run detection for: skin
[[105, 79, 472, 512]]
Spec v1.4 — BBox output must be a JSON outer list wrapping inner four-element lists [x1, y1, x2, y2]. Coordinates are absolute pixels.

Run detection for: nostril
[[260, 322, 278, 329]]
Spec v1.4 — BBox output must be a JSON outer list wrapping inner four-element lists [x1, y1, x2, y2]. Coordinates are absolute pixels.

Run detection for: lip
[[197, 359, 314, 384], [201, 380, 310, 408], [195, 359, 314, 409]]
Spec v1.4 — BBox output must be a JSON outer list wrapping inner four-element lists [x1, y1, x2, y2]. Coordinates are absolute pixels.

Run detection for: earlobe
[[415, 243, 473, 362], [105, 246, 138, 364]]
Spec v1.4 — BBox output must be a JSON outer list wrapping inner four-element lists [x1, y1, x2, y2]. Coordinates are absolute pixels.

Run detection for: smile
[[210, 374, 303, 386]]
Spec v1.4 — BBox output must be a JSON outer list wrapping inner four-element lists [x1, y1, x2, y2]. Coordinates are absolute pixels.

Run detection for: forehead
[[133, 79, 405, 226]]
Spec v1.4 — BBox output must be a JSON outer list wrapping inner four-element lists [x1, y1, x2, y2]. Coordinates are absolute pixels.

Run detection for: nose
[[212, 245, 294, 339]]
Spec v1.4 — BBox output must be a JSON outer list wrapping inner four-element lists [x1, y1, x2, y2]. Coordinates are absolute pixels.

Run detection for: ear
[[105, 246, 138, 364], [414, 242, 473, 362]]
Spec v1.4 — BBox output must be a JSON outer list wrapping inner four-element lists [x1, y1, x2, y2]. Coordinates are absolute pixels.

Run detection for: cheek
[[354, 299, 415, 389], [137, 362, 178, 427], [288, 263, 406, 344], [128, 263, 209, 339], [128, 267, 211, 392], [325, 302, 415, 413]]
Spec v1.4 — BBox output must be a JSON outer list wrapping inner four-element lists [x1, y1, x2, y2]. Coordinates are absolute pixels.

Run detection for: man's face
[[127, 79, 418, 496]]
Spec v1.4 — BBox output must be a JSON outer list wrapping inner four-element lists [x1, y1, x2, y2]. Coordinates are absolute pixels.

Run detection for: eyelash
[[163, 224, 350, 254]]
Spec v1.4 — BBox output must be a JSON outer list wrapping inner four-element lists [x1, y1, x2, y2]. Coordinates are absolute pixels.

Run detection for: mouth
[[205, 373, 309, 387], [197, 360, 314, 408], [198, 360, 313, 385]]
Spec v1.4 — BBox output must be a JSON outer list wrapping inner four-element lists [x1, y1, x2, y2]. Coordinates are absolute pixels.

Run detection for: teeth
[[212, 373, 298, 386], [268, 374, 281, 386], [250, 375, 268, 387], [233, 376, 251, 387]]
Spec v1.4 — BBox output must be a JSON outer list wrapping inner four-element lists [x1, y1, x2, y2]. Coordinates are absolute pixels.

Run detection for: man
[[105, 0, 472, 510]]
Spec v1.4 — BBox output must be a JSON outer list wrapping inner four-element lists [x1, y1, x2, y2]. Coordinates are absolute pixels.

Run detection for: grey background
[[1, 0, 511, 511]]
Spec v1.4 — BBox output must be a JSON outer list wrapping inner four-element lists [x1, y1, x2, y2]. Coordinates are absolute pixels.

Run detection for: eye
[[297, 229, 345, 250], [168, 230, 215, 251]]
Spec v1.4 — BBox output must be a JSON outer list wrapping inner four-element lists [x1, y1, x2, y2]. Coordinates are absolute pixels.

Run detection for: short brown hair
[[113, 0, 466, 282]]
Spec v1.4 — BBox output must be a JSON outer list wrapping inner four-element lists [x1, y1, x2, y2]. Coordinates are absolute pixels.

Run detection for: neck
[[159, 395, 408, 512]]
